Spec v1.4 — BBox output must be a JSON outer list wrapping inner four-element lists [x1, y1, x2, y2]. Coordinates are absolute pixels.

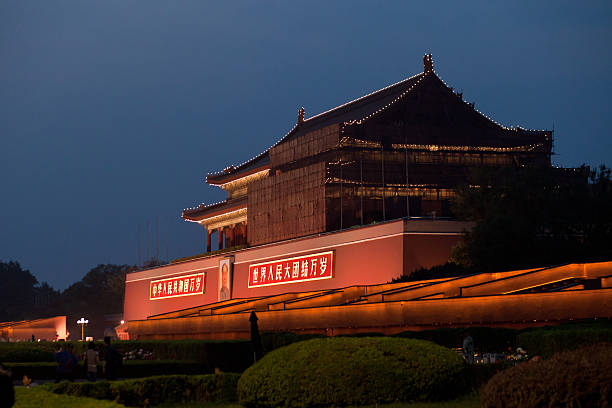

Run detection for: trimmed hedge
[[395, 327, 519, 352], [0, 339, 253, 372], [261, 327, 518, 353], [6, 360, 208, 381], [238, 337, 466, 407], [395, 321, 612, 356], [516, 325, 612, 358], [260, 331, 324, 352], [43, 373, 239, 407], [481, 343, 612, 408], [0, 342, 56, 362]]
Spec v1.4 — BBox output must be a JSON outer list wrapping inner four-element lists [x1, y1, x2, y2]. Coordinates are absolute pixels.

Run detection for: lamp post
[[77, 318, 89, 341]]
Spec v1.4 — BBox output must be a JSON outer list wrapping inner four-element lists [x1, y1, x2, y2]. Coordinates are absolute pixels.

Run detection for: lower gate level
[[127, 261, 612, 339]]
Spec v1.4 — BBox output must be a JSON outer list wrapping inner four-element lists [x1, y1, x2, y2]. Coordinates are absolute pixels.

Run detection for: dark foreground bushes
[[481, 343, 612, 408], [101, 340, 251, 367], [260, 331, 324, 351], [395, 320, 612, 356], [6, 360, 208, 381], [396, 326, 518, 352], [0, 342, 56, 362], [238, 337, 466, 408], [516, 324, 612, 358], [0, 339, 253, 371], [43, 373, 239, 407]]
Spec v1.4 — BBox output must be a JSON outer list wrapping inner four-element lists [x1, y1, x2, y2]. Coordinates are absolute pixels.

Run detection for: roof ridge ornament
[[423, 53, 434, 73], [297, 107, 305, 124]]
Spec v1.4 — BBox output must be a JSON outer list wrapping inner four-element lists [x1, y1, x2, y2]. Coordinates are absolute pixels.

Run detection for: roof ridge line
[[345, 70, 550, 134], [433, 71, 550, 133], [344, 72, 430, 127], [305, 72, 424, 123], [208, 71, 425, 180], [207, 122, 299, 179]]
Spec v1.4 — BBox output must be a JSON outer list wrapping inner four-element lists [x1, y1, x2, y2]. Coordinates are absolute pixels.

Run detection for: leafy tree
[[0, 261, 39, 321], [392, 262, 469, 283], [33, 282, 60, 311], [451, 165, 612, 271], [60, 264, 132, 313], [0, 261, 136, 339], [59, 264, 136, 339], [142, 257, 165, 268]]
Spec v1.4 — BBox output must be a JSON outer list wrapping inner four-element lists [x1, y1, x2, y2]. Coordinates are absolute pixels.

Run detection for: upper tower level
[[183, 54, 552, 251]]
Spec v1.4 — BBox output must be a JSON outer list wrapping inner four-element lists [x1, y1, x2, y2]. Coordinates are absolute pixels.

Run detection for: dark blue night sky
[[1, 1, 611, 289]]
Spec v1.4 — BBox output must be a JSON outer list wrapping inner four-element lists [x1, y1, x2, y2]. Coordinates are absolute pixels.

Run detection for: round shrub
[[237, 336, 466, 407], [481, 343, 612, 408]]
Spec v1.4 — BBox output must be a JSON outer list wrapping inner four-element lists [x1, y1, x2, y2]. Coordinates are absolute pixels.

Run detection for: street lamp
[[77, 318, 89, 341]]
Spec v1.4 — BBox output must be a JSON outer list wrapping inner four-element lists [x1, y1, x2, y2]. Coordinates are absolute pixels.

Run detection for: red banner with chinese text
[[248, 251, 333, 288], [150, 272, 205, 300]]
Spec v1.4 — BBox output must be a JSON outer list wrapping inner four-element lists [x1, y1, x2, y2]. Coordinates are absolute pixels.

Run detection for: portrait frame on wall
[[218, 256, 233, 301]]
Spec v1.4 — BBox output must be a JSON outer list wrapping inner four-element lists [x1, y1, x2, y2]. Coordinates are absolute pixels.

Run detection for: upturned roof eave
[[182, 197, 248, 222], [206, 160, 270, 185], [206, 71, 428, 184]]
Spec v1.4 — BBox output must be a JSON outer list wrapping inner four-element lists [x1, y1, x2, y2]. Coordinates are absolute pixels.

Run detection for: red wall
[[1, 316, 67, 342], [124, 219, 468, 321]]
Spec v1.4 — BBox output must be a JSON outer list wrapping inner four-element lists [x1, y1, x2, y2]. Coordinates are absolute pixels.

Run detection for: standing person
[[103, 337, 121, 380], [0, 362, 14, 408], [55, 343, 78, 382], [84, 342, 100, 381], [462, 332, 475, 364]]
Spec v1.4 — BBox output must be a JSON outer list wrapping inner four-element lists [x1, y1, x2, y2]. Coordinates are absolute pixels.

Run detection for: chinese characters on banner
[[150, 272, 205, 300], [248, 251, 333, 288]]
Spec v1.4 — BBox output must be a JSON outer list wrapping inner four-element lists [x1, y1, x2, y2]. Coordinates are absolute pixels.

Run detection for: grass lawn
[[155, 403, 241, 408], [14, 386, 124, 408], [154, 393, 480, 408], [15, 386, 480, 408], [359, 393, 480, 408]]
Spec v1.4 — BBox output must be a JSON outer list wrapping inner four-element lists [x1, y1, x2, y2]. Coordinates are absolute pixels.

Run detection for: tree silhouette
[[451, 165, 612, 271]]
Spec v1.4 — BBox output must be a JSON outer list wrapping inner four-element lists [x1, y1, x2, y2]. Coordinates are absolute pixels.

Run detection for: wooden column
[[218, 228, 223, 250], [206, 229, 212, 253], [224, 226, 230, 249], [237, 222, 245, 245], [230, 224, 236, 247]]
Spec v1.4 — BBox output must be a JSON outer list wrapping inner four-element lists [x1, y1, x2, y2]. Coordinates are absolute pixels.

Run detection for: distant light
[[77, 318, 89, 325], [120, 320, 125, 325]]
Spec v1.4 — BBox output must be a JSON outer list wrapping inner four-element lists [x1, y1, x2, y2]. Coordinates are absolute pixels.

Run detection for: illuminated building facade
[[124, 218, 470, 322], [128, 262, 612, 340], [122, 55, 598, 339], [0, 316, 67, 342], [183, 54, 552, 250]]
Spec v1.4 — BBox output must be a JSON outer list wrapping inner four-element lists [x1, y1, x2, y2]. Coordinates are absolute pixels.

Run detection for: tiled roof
[[207, 72, 425, 184], [206, 57, 551, 183], [183, 196, 247, 221]]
